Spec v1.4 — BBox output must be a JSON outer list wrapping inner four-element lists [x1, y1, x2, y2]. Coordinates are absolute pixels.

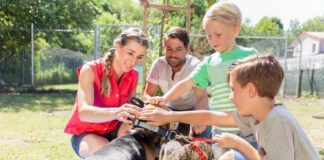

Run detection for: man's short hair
[[228, 54, 284, 99], [164, 27, 189, 48]]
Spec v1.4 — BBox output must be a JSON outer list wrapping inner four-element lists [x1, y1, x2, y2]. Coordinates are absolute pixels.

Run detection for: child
[[147, 1, 257, 159], [140, 54, 320, 160]]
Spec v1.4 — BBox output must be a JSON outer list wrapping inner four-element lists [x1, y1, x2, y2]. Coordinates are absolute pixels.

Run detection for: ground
[[0, 93, 323, 160]]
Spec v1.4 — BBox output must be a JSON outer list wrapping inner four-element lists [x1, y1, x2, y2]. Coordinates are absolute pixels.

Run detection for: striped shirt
[[190, 46, 257, 112]]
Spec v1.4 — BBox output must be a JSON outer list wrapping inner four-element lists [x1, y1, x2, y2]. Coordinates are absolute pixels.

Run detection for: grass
[[35, 83, 78, 91], [0, 93, 323, 159]]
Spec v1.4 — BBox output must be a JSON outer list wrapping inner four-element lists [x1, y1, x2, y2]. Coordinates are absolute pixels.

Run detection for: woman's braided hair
[[100, 28, 148, 96]]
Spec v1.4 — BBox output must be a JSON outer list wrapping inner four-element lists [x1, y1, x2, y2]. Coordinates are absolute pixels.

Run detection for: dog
[[86, 102, 169, 160], [159, 135, 215, 160], [86, 128, 162, 160]]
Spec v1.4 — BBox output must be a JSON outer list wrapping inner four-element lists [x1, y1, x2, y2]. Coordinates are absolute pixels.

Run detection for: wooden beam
[[142, 6, 148, 93], [140, 1, 194, 12], [186, 0, 191, 33]]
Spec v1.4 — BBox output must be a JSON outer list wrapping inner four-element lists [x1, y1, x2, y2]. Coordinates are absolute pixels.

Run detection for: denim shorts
[[71, 122, 122, 158]]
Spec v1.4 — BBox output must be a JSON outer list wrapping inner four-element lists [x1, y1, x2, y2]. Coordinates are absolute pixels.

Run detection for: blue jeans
[[71, 122, 121, 158]]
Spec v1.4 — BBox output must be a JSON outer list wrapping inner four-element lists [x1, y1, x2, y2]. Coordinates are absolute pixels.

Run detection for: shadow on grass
[[0, 92, 76, 112]]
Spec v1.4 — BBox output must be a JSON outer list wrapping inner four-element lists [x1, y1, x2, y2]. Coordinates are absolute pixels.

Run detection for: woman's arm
[[77, 65, 141, 124]]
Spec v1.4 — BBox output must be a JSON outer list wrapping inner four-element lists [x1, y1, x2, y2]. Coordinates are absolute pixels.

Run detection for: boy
[[140, 54, 320, 160], [146, 2, 258, 159]]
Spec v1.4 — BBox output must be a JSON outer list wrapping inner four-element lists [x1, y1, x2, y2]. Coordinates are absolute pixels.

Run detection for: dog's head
[[160, 138, 214, 160], [130, 104, 172, 148]]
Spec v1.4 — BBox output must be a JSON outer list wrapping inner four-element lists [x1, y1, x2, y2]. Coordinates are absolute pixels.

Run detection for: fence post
[[31, 23, 35, 88], [296, 38, 303, 98], [282, 31, 288, 98], [93, 24, 100, 60]]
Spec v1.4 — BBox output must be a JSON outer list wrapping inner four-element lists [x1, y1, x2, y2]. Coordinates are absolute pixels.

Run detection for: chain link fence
[[1, 24, 324, 97]]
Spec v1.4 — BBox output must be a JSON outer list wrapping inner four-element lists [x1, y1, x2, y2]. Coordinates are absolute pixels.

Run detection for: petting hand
[[189, 125, 206, 136], [212, 133, 241, 149], [115, 103, 142, 124], [139, 107, 171, 126]]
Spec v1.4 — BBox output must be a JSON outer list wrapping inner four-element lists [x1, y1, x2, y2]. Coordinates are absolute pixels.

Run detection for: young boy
[[140, 54, 320, 160], [146, 2, 257, 159]]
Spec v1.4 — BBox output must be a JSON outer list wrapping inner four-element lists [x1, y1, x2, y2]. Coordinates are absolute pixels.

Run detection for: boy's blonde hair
[[229, 54, 284, 99], [203, 1, 242, 27]]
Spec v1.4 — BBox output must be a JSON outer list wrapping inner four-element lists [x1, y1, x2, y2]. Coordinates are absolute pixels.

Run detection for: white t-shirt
[[147, 55, 200, 110], [232, 104, 320, 160]]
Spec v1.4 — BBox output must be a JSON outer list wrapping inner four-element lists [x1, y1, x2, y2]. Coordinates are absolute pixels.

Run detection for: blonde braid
[[100, 48, 116, 96]]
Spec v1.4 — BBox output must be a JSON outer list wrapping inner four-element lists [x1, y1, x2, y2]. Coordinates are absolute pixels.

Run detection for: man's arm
[[152, 77, 195, 105], [142, 82, 159, 102]]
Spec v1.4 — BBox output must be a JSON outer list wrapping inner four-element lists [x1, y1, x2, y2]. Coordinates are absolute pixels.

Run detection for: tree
[[0, 0, 100, 88]]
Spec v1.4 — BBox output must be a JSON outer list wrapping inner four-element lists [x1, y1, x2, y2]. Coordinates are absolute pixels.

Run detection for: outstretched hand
[[139, 106, 172, 126]]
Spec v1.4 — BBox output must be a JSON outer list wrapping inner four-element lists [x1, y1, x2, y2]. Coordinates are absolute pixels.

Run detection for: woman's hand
[[115, 103, 142, 124], [139, 107, 172, 126]]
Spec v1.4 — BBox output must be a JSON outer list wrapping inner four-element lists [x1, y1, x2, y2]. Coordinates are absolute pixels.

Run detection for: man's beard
[[166, 57, 185, 68]]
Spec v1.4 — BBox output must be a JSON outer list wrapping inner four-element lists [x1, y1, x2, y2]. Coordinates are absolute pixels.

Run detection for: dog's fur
[[86, 127, 164, 160], [160, 137, 214, 160]]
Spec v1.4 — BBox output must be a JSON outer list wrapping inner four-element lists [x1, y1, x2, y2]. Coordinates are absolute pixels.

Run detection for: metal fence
[[1, 24, 324, 97]]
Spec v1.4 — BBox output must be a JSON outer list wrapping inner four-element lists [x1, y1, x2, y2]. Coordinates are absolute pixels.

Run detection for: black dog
[[86, 128, 163, 160], [86, 98, 168, 160]]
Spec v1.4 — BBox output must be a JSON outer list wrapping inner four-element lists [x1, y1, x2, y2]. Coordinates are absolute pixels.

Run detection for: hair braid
[[100, 48, 115, 96]]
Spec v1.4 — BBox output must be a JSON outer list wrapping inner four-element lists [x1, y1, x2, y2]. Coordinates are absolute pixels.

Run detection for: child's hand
[[139, 107, 172, 126], [212, 133, 242, 149]]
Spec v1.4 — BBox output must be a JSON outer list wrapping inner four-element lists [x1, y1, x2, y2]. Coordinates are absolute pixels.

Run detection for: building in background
[[291, 32, 324, 57]]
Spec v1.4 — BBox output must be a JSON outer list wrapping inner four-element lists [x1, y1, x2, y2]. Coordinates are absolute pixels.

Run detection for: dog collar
[[133, 120, 176, 140]]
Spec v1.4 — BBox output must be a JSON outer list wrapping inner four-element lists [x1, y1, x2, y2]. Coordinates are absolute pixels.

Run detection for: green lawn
[[0, 93, 323, 159]]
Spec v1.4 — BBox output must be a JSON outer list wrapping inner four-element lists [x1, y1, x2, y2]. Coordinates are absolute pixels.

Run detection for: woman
[[64, 28, 149, 158]]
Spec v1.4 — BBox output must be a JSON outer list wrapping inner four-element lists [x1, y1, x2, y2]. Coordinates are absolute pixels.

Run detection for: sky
[[227, 0, 324, 29]]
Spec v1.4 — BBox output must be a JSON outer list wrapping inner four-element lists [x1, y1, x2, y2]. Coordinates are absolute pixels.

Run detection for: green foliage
[[36, 63, 73, 85], [0, 0, 100, 89], [289, 15, 324, 41]]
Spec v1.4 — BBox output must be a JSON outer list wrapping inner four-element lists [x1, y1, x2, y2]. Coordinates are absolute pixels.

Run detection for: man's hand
[[145, 96, 166, 106], [189, 125, 206, 136]]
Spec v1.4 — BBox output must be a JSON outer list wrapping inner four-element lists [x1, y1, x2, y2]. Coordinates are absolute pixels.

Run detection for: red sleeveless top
[[64, 58, 138, 136]]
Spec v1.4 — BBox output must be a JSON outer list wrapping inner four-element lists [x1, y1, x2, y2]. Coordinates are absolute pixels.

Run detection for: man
[[143, 27, 211, 138]]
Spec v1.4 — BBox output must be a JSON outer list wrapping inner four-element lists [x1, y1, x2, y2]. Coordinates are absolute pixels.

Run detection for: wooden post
[[186, 0, 191, 33], [142, 5, 148, 93], [140, 0, 194, 93]]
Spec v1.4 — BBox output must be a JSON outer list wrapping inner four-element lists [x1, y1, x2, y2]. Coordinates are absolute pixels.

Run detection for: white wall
[[293, 36, 320, 57]]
